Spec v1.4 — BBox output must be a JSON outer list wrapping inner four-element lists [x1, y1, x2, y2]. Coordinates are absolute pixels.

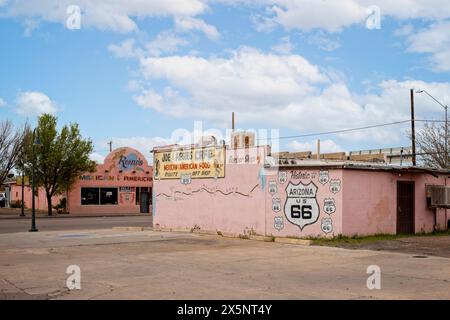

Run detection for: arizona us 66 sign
[[284, 181, 320, 231]]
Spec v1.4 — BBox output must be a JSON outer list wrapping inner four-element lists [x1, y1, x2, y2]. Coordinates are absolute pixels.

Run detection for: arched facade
[[68, 147, 153, 215]]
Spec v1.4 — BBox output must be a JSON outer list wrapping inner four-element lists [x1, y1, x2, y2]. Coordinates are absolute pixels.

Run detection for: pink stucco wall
[[68, 147, 153, 215], [154, 145, 345, 237], [342, 170, 448, 235], [154, 145, 449, 237], [154, 163, 266, 234], [264, 168, 344, 238], [9, 184, 63, 212], [9, 147, 153, 215]]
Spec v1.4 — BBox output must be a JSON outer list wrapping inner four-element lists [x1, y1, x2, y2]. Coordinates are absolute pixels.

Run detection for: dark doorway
[[397, 181, 415, 234], [140, 192, 150, 214]]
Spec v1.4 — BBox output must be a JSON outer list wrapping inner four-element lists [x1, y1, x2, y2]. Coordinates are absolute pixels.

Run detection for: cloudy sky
[[0, 0, 449, 162]]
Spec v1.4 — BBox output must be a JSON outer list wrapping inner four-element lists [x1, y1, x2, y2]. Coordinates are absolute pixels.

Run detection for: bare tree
[[0, 120, 27, 185], [415, 122, 449, 169]]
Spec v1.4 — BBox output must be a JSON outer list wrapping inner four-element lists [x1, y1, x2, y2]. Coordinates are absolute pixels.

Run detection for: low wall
[[154, 163, 266, 235], [342, 170, 447, 235], [264, 168, 344, 238]]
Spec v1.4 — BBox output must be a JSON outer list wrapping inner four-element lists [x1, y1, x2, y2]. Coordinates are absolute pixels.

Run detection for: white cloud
[[307, 31, 340, 52], [255, 0, 450, 33], [404, 21, 450, 72], [0, 98, 6, 107], [98, 136, 175, 163], [109, 32, 189, 60], [287, 139, 342, 153], [89, 152, 106, 164], [267, 0, 367, 33], [132, 46, 450, 144], [108, 38, 140, 58], [174, 16, 220, 40], [3, 0, 209, 33], [145, 31, 190, 56], [16, 91, 57, 116], [271, 36, 294, 54]]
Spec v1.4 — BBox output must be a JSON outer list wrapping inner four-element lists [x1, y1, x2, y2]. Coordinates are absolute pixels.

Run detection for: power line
[[255, 119, 446, 142]]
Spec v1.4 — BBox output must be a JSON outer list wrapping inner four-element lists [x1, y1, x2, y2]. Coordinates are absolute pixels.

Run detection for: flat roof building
[[153, 142, 449, 238]]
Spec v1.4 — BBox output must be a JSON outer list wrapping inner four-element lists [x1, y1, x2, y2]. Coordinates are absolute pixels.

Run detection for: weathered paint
[[9, 147, 153, 215], [154, 146, 449, 237]]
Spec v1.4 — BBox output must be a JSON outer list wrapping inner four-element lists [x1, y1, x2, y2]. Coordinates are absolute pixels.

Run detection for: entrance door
[[140, 192, 150, 214], [397, 181, 415, 234]]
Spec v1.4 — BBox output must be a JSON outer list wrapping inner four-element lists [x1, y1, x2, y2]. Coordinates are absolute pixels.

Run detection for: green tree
[[27, 114, 95, 215]]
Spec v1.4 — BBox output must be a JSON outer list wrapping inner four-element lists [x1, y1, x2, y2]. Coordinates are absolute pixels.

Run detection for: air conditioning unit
[[426, 185, 450, 208]]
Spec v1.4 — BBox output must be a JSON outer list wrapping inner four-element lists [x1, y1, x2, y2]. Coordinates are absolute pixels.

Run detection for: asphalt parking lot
[[0, 228, 449, 300]]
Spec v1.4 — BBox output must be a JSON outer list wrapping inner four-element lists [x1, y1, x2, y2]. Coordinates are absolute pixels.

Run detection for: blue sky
[[0, 0, 449, 161]]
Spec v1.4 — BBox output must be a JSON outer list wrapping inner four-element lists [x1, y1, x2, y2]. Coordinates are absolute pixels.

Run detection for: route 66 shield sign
[[323, 198, 336, 215], [272, 197, 281, 213], [284, 181, 320, 231], [318, 170, 329, 185], [268, 180, 277, 194], [278, 171, 288, 184], [180, 174, 192, 185], [321, 217, 333, 234], [329, 179, 341, 194]]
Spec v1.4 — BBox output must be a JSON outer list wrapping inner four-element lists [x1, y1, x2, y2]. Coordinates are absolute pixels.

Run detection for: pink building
[[153, 144, 449, 237], [9, 147, 153, 215]]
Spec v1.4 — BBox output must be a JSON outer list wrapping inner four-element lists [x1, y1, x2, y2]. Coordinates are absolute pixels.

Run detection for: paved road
[[0, 216, 152, 234], [0, 229, 449, 299]]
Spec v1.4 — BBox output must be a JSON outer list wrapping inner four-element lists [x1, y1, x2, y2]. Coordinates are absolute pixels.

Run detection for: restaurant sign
[[154, 146, 226, 180]]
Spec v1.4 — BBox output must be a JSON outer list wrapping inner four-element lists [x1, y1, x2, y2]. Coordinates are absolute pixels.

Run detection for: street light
[[416, 89, 449, 169], [29, 128, 41, 232]]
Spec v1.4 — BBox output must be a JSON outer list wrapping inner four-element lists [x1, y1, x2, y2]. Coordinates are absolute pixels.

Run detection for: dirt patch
[[324, 235, 450, 258]]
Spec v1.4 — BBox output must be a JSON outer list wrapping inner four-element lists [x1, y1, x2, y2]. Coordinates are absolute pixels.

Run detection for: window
[[81, 188, 100, 205], [135, 187, 140, 205], [100, 188, 118, 205], [81, 188, 118, 205]]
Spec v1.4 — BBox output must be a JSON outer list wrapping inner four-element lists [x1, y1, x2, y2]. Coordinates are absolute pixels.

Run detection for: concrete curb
[[0, 214, 149, 220], [274, 237, 313, 246], [152, 226, 312, 246], [111, 226, 145, 232]]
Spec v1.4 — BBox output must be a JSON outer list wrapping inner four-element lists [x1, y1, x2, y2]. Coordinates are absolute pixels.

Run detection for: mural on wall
[[276, 169, 340, 235], [321, 217, 333, 234], [272, 197, 281, 213], [318, 170, 330, 185], [329, 179, 341, 194], [323, 198, 336, 215], [180, 174, 192, 185], [278, 172, 288, 184], [274, 216, 284, 231], [153, 146, 225, 180], [258, 167, 266, 191], [156, 184, 260, 200], [118, 153, 144, 171], [268, 180, 277, 194], [119, 193, 135, 204], [284, 181, 320, 231]]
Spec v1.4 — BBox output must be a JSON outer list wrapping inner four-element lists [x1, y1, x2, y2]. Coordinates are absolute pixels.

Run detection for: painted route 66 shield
[[284, 181, 320, 231]]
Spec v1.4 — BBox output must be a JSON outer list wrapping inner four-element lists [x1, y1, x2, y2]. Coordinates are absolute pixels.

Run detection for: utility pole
[[410, 89, 416, 166], [108, 140, 113, 152], [20, 172, 25, 217], [232, 112, 235, 132], [317, 139, 321, 161]]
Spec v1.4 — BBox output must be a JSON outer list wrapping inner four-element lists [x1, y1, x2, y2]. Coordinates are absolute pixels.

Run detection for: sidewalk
[[0, 208, 148, 219]]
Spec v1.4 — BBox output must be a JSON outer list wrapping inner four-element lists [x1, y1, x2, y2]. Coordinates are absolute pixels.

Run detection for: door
[[397, 181, 415, 234], [140, 192, 150, 214]]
